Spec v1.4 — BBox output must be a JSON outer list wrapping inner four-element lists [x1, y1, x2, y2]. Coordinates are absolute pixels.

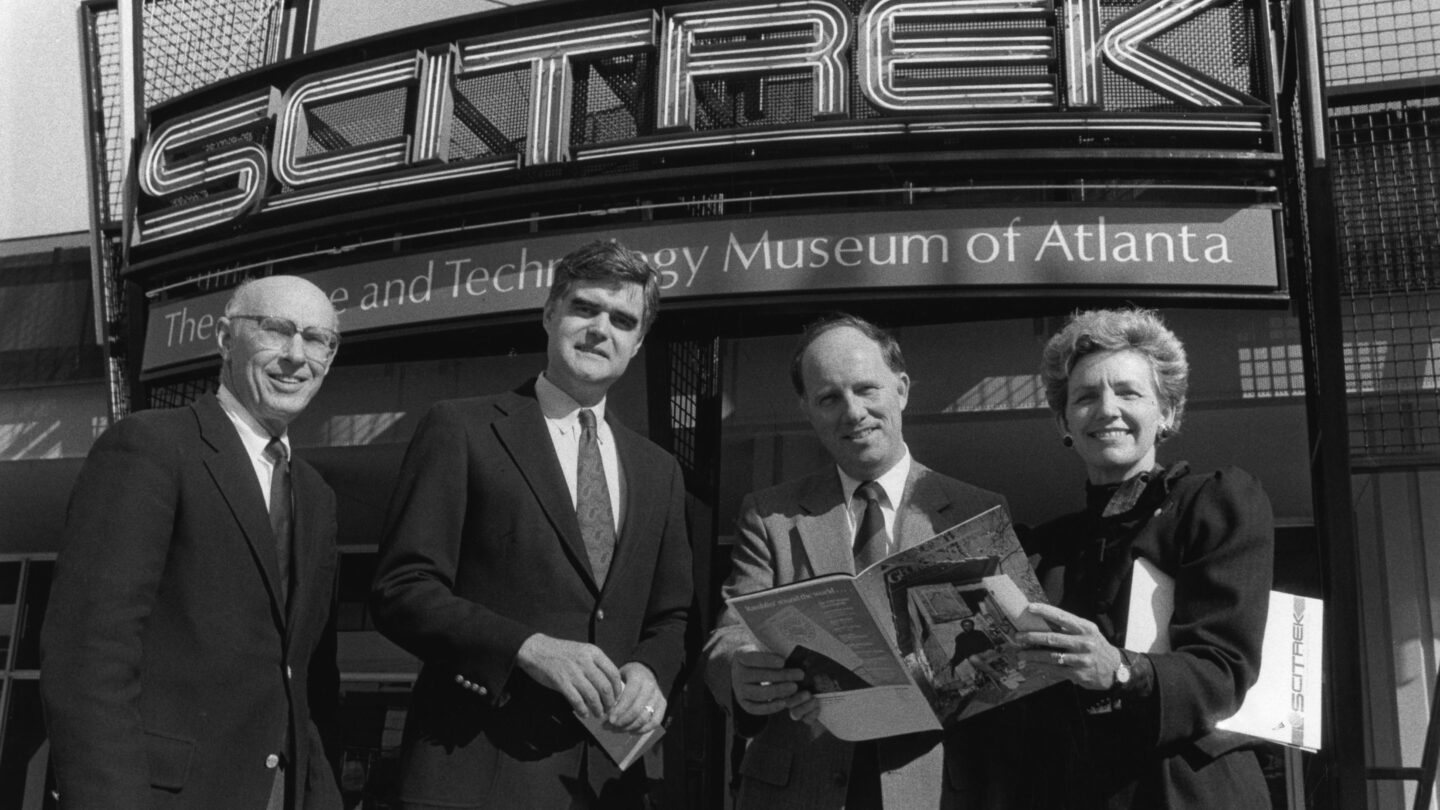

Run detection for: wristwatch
[[1113, 649, 1134, 691]]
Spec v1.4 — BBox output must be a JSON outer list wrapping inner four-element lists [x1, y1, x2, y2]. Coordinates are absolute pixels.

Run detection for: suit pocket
[[739, 739, 793, 787], [145, 728, 194, 792]]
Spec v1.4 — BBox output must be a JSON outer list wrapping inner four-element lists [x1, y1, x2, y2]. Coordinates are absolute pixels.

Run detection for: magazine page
[[859, 505, 1064, 723], [726, 574, 942, 740]]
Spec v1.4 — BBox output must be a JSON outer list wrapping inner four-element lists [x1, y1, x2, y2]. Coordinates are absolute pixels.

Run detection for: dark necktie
[[265, 437, 292, 606], [853, 480, 891, 569], [576, 409, 615, 587]]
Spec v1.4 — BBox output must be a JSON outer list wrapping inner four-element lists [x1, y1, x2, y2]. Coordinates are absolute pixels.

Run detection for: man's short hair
[[789, 313, 906, 397], [545, 240, 662, 333]]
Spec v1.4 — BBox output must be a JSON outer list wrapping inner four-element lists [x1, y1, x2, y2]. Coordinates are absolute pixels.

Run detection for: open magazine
[[726, 505, 1066, 741]]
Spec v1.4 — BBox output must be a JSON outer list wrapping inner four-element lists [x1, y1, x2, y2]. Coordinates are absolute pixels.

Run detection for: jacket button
[[266, 754, 280, 769], [286, 665, 293, 680], [477, 685, 488, 696], [597, 609, 606, 621]]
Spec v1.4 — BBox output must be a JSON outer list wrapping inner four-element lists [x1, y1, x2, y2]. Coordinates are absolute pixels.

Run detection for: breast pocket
[[145, 728, 195, 792]]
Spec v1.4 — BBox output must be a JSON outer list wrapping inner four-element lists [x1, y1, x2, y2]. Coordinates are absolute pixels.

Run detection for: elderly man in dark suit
[[41, 275, 343, 810], [370, 240, 693, 810], [704, 313, 1006, 809]]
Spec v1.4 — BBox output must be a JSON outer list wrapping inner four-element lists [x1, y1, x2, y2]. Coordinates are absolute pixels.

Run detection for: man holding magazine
[[703, 313, 1007, 809]]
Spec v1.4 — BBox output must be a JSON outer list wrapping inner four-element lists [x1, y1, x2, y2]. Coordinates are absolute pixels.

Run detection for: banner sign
[[143, 205, 1280, 371]]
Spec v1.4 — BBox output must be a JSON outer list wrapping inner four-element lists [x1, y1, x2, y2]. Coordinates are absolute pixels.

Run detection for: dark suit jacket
[[370, 381, 693, 810], [703, 461, 1005, 810], [40, 394, 342, 810]]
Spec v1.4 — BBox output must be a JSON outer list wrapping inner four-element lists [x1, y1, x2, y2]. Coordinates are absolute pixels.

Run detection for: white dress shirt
[[217, 385, 288, 510]]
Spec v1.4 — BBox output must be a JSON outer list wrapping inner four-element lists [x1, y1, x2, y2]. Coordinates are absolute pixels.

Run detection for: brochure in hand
[[576, 712, 665, 771], [1125, 558, 1324, 751], [725, 505, 1066, 741]]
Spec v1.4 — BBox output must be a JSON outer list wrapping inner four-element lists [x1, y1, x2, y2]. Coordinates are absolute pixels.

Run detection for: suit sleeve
[[369, 400, 537, 699], [702, 493, 771, 736], [626, 454, 694, 693], [39, 415, 179, 810], [1147, 467, 1274, 747]]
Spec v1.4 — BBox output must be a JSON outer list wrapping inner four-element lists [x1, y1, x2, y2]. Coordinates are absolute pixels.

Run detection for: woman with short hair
[[1010, 307, 1274, 809]]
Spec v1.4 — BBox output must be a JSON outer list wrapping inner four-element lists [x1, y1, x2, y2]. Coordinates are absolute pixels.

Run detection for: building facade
[[0, 0, 1434, 808]]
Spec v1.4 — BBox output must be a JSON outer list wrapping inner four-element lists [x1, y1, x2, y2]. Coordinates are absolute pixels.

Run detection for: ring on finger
[[644, 704, 656, 716], [1054, 652, 1067, 666]]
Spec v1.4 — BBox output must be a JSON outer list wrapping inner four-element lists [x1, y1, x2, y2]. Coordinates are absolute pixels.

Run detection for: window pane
[[14, 561, 53, 671], [0, 562, 21, 667], [0, 680, 58, 810]]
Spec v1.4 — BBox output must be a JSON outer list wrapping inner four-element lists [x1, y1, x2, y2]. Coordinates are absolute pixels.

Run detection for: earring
[[1158, 425, 1172, 442], [1062, 435, 1074, 448]]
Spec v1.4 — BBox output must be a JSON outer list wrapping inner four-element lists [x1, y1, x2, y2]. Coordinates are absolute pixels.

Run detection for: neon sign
[[135, 0, 1273, 244]]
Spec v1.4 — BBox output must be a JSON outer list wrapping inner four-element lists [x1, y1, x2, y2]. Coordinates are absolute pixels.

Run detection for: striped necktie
[[853, 480, 890, 569]]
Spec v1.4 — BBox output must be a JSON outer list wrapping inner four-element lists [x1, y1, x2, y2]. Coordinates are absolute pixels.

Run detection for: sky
[[0, 2, 91, 241]]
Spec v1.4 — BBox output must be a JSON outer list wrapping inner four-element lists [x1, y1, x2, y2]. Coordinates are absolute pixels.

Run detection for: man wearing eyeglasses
[[371, 240, 693, 810], [41, 275, 344, 810]]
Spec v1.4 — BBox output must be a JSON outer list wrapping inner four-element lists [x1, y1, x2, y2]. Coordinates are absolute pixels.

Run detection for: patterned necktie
[[264, 437, 292, 606], [853, 481, 891, 569], [576, 409, 615, 587]]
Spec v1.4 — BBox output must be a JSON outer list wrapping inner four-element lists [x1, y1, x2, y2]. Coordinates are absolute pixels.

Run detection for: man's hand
[[731, 647, 816, 721], [606, 662, 666, 733], [516, 634, 624, 717]]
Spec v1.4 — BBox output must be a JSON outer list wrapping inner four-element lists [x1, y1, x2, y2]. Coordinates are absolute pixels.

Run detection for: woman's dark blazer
[[1000, 464, 1275, 810]]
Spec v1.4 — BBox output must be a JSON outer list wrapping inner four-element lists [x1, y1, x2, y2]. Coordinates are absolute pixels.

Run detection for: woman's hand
[[1016, 603, 1126, 691]]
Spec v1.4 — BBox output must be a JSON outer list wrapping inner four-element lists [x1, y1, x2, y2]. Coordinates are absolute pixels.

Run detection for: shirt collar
[[217, 384, 287, 458], [536, 372, 607, 428], [838, 448, 911, 507]]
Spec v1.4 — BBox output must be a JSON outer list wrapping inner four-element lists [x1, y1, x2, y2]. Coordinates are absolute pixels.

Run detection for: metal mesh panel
[[83, 5, 127, 224], [146, 373, 218, 410], [1321, 0, 1440, 89], [81, 0, 285, 222], [572, 53, 652, 146], [302, 88, 409, 154], [1343, 293, 1440, 456], [666, 339, 721, 477], [1332, 104, 1440, 295], [1332, 99, 1440, 458], [452, 68, 531, 159], [1097, 0, 1262, 110], [142, 0, 282, 105]]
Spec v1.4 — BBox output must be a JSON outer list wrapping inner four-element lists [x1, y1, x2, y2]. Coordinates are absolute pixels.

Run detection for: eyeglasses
[[230, 314, 341, 362]]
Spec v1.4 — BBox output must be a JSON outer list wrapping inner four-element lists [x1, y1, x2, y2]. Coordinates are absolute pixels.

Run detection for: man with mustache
[[371, 240, 693, 810]]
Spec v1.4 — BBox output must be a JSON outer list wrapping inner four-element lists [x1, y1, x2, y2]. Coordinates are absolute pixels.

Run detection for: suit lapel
[[796, 470, 857, 576], [286, 459, 328, 630], [491, 386, 600, 592], [194, 395, 287, 623], [607, 417, 643, 596], [895, 461, 957, 549]]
